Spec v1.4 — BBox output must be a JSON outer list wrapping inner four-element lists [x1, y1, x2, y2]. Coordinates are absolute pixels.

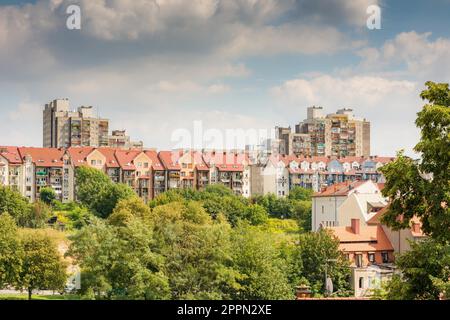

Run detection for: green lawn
[[0, 294, 80, 300]]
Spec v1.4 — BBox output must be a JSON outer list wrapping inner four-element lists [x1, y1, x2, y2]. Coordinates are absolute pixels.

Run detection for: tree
[[16, 232, 67, 299], [68, 218, 169, 300], [150, 201, 239, 299], [296, 230, 351, 296], [92, 183, 136, 218], [108, 197, 152, 226], [385, 239, 450, 300], [229, 225, 293, 300], [288, 187, 313, 201], [75, 166, 112, 207], [19, 201, 52, 228], [0, 214, 22, 289], [0, 186, 31, 226], [244, 204, 268, 225], [380, 81, 450, 241], [75, 166, 135, 218], [379, 81, 450, 299], [39, 187, 56, 205], [292, 200, 312, 232]]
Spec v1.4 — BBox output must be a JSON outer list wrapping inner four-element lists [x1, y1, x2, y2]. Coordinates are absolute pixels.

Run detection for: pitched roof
[[0, 146, 23, 164], [115, 150, 141, 170], [97, 147, 120, 168], [67, 147, 96, 167], [158, 151, 181, 170], [330, 225, 394, 252], [144, 150, 164, 170], [203, 151, 247, 172], [18, 147, 65, 167], [313, 180, 367, 197]]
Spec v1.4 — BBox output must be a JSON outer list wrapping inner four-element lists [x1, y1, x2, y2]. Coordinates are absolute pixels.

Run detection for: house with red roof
[[329, 218, 395, 297]]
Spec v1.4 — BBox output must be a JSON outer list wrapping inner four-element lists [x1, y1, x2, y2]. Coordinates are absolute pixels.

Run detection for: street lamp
[[324, 259, 338, 297]]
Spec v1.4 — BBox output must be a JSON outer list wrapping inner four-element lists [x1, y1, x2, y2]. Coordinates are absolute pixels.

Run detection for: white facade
[[312, 180, 381, 231]]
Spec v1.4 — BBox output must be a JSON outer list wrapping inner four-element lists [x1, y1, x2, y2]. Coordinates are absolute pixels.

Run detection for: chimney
[[351, 219, 360, 234]]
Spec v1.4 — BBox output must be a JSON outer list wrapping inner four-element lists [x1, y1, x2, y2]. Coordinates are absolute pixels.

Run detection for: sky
[[0, 0, 449, 156]]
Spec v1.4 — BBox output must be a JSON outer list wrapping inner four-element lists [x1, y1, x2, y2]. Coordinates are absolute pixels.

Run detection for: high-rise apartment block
[[277, 106, 370, 157], [43, 99, 109, 148]]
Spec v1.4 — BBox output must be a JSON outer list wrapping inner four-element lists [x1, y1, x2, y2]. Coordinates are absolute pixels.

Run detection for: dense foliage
[[380, 81, 450, 299]]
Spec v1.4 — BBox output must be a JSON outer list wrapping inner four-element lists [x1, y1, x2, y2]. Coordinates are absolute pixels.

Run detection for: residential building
[[250, 155, 289, 198], [43, 99, 109, 148], [108, 130, 144, 150], [311, 180, 381, 231], [203, 151, 250, 197], [17, 147, 68, 202], [329, 218, 395, 297], [276, 106, 371, 157]]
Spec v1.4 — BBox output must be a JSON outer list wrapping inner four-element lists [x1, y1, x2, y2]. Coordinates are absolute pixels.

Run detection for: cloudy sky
[[0, 0, 449, 155]]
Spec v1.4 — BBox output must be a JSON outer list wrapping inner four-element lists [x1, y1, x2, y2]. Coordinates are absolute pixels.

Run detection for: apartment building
[[203, 151, 250, 197], [108, 130, 144, 150], [0, 147, 26, 195], [43, 99, 110, 148], [250, 155, 289, 198], [276, 106, 371, 157]]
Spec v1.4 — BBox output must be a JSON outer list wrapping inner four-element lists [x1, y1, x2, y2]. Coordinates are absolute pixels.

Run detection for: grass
[[0, 294, 80, 300]]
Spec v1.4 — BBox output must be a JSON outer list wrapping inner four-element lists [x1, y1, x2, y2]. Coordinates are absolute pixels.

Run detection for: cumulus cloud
[[357, 31, 450, 81]]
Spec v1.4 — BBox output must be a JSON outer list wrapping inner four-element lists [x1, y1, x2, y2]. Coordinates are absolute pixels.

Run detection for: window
[[368, 253, 375, 264], [91, 160, 96, 165], [144, 163, 149, 168], [355, 254, 363, 267], [321, 206, 324, 214], [344, 254, 350, 261], [381, 252, 389, 263], [359, 277, 364, 289]]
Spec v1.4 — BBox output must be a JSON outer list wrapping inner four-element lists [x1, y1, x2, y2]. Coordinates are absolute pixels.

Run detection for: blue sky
[[0, 0, 449, 155]]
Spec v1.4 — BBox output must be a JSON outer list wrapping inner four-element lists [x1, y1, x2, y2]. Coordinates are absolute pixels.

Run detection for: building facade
[[43, 99, 110, 148], [277, 106, 371, 158]]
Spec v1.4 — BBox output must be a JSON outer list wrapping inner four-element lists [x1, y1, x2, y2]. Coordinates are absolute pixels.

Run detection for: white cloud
[[357, 31, 450, 81]]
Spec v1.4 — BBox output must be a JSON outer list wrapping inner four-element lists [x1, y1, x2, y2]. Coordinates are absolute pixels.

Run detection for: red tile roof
[[0, 146, 23, 164], [115, 150, 141, 170], [144, 150, 164, 171], [313, 180, 367, 197], [97, 147, 120, 168], [18, 147, 65, 167], [67, 147, 96, 167], [203, 151, 247, 172], [158, 151, 181, 170], [330, 225, 394, 252]]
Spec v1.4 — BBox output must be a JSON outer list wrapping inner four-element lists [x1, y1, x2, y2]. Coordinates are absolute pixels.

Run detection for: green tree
[[244, 204, 268, 225], [380, 81, 449, 240], [150, 201, 239, 299], [75, 166, 135, 218], [0, 185, 31, 226], [16, 232, 67, 299], [0, 214, 22, 288], [288, 187, 313, 201], [296, 229, 351, 296], [108, 197, 152, 226], [19, 201, 52, 228], [68, 218, 169, 300], [229, 225, 293, 300], [385, 239, 450, 300], [39, 187, 56, 205], [379, 81, 450, 299]]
